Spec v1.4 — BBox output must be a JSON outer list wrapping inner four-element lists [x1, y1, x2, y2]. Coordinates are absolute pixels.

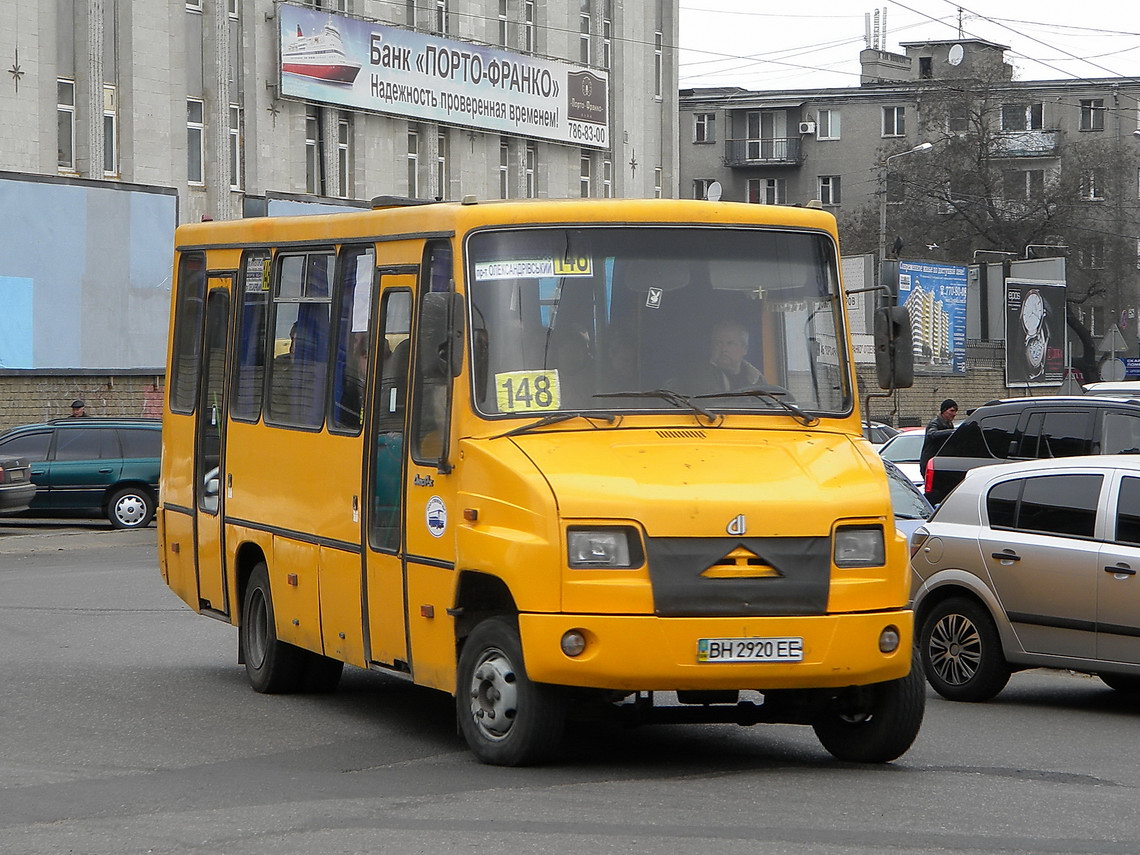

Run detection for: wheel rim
[[928, 612, 983, 686], [467, 647, 519, 741], [114, 494, 147, 526], [246, 587, 270, 670]]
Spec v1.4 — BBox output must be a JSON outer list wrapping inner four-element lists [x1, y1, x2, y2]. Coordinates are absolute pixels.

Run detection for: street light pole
[[877, 142, 934, 278]]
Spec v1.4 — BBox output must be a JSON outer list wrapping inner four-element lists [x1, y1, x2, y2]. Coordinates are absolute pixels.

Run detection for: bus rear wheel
[[812, 662, 926, 763], [241, 562, 342, 694], [457, 617, 566, 766]]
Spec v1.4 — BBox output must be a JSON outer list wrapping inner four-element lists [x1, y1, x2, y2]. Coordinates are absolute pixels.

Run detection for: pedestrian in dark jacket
[[919, 398, 958, 481]]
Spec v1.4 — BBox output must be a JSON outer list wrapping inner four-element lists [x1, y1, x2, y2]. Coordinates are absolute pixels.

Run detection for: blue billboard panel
[[898, 260, 968, 375]]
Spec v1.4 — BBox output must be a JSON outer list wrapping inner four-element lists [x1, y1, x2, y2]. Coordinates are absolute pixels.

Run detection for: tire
[[812, 661, 926, 763], [240, 563, 308, 694], [920, 596, 1011, 702], [107, 486, 155, 529], [456, 617, 566, 766], [1100, 673, 1140, 694]]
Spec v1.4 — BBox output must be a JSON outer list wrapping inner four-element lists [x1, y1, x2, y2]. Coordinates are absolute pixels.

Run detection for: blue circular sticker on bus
[[426, 496, 447, 538]]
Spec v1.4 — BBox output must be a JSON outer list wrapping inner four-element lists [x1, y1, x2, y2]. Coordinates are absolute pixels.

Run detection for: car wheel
[[920, 596, 1011, 702], [456, 617, 566, 766], [812, 661, 926, 763], [240, 562, 309, 694], [1099, 673, 1140, 694], [107, 486, 156, 529]]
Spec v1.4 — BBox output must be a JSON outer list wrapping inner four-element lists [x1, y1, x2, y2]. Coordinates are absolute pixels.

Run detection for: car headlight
[[834, 525, 885, 568], [567, 527, 642, 568]]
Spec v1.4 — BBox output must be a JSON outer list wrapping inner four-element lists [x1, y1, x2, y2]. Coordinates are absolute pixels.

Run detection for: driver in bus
[[672, 319, 767, 393]]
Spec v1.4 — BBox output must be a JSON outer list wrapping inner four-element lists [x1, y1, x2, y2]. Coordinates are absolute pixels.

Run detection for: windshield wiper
[[496, 410, 619, 439], [694, 387, 819, 427], [594, 389, 718, 423]]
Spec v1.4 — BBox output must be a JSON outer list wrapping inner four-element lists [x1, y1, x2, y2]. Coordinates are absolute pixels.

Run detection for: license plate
[[9, 471, 24, 481], [697, 637, 804, 663]]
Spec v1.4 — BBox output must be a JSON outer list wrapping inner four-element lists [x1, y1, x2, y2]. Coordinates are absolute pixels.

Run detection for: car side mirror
[[874, 305, 914, 390]]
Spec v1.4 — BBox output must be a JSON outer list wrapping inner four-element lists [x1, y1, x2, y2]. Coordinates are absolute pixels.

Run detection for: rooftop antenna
[[864, 12, 872, 49], [957, 7, 965, 38]]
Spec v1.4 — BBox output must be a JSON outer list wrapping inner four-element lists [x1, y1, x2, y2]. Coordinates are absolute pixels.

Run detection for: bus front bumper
[[518, 611, 913, 691]]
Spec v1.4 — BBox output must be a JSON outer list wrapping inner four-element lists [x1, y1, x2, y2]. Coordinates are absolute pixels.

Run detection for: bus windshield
[[466, 225, 851, 419]]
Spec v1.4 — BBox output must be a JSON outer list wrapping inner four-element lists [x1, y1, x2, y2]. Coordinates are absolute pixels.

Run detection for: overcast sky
[[678, 2, 1140, 91]]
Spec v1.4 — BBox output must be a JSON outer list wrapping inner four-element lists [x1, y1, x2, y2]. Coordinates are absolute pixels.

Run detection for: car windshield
[[466, 226, 851, 418], [880, 432, 924, 463]]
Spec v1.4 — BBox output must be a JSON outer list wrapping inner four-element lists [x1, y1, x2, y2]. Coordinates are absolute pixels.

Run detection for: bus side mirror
[[447, 292, 465, 377], [420, 292, 464, 379], [874, 305, 913, 389]]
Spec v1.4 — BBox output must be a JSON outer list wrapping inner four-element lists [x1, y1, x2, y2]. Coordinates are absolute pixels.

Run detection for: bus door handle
[[1105, 563, 1136, 576], [991, 551, 1021, 563]]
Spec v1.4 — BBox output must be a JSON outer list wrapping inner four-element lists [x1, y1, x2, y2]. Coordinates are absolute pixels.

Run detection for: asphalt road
[[2, 523, 1140, 854]]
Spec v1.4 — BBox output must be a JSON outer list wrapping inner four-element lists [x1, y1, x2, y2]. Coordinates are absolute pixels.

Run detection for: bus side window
[[330, 245, 375, 433]]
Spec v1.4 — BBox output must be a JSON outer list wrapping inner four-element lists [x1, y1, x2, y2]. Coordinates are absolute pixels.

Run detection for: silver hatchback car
[[910, 456, 1140, 701]]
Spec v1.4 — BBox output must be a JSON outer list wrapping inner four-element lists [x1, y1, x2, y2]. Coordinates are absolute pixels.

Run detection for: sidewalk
[[0, 523, 157, 554]]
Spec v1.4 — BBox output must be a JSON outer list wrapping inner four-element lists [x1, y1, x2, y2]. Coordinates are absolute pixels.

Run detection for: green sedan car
[[0, 418, 161, 529]]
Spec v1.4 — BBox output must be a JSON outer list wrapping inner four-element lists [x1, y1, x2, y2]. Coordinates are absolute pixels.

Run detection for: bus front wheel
[[456, 617, 566, 766], [811, 661, 926, 763]]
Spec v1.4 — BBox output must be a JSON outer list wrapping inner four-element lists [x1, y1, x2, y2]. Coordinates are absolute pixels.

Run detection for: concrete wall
[[0, 375, 164, 433]]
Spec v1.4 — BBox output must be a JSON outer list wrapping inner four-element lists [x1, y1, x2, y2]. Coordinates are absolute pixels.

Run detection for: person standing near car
[[68, 399, 88, 418], [919, 398, 958, 483]]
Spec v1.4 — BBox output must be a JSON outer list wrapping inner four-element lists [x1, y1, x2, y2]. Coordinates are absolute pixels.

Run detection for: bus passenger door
[[365, 278, 414, 668], [195, 280, 232, 615]]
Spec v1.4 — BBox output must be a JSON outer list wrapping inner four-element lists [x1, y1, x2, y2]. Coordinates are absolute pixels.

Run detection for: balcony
[[724, 137, 803, 167], [993, 130, 1060, 158]]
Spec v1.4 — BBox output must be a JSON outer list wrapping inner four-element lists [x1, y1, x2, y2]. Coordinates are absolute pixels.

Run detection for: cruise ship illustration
[[281, 22, 361, 84]]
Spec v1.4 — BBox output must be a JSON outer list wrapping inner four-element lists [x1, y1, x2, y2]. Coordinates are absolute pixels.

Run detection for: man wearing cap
[[919, 398, 958, 487], [69, 400, 88, 418]]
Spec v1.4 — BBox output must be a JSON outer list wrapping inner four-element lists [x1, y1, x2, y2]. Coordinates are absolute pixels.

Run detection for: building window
[[436, 130, 448, 199], [338, 116, 352, 198], [187, 98, 205, 185], [186, 0, 201, 9], [694, 112, 716, 143], [603, 157, 612, 198], [1001, 103, 1043, 131], [499, 138, 510, 199], [1003, 168, 1044, 201], [58, 79, 76, 170], [1080, 99, 1106, 131], [407, 0, 416, 26], [882, 106, 905, 137], [435, 0, 448, 34], [947, 106, 970, 134], [102, 86, 118, 176], [305, 107, 322, 194], [498, 0, 509, 46], [602, 0, 612, 69], [229, 105, 243, 190], [747, 178, 786, 205], [1080, 238, 1105, 270], [579, 1, 591, 65], [407, 128, 419, 197], [1081, 168, 1104, 201], [817, 109, 840, 140], [580, 152, 591, 197], [654, 32, 663, 97], [918, 56, 933, 79], [818, 175, 841, 206], [693, 178, 715, 200], [525, 141, 536, 197], [654, 167, 662, 198], [227, 0, 238, 17], [524, 0, 535, 52]]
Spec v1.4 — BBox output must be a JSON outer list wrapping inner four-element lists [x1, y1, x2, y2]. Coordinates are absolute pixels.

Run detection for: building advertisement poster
[[278, 3, 609, 149], [897, 259, 968, 375], [1005, 279, 1066, 387]]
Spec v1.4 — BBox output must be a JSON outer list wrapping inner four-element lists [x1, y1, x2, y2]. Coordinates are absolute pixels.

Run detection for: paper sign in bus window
[[474, 257, 593, 281], [495, 370, 561, 412]]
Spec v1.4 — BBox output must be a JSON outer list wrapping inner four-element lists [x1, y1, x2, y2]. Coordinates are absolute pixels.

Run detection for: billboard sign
[[1005, 279, 1066, 387], [278, 3, 609, 149], [897, 259, 968, 375]]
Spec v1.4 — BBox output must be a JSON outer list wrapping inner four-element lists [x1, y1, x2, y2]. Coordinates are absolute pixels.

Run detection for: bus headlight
[[567, 527, 641, 568], [834, 525, 885, 568]]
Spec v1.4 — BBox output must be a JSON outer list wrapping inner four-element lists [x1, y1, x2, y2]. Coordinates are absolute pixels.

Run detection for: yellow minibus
[[158, 196, 921, 765]]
